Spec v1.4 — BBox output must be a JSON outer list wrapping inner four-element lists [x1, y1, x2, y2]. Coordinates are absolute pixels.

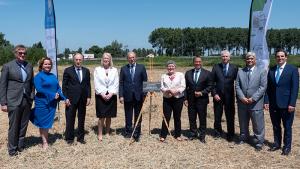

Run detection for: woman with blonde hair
[[30, 57, 70, 149], [94, 53, 119, 141]]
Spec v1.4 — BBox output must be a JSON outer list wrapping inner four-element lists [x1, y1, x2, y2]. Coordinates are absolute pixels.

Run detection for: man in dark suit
[[119, 51, 147, 141], [0, 45, 34, 156], [62, 53, 91, 144], [185, 56, 213, 143], [211, 50, 238, 141], [264, 49, 299, 156]]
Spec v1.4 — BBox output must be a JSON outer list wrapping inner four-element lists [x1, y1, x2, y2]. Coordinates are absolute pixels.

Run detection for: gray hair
[[246, 52, 256, 58], [166, 60, 176, 67], [221, 50, 230, 57]]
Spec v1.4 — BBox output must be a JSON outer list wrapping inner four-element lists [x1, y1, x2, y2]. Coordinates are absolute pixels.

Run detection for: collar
[[277, 62, 286, 70], [74, 66, 82, 70], [247, 66, 255, 71]]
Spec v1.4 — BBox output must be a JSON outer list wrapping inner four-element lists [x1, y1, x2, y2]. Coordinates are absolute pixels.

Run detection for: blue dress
[[30, 71, 66, 129]]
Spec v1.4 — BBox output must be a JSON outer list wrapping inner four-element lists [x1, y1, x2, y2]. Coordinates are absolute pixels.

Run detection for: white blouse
[[94, 66, 119, 95], [161, 72, 186, 98]]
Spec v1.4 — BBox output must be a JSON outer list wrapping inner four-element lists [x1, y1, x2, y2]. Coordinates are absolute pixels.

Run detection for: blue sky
[[0, 0, 299, 52]]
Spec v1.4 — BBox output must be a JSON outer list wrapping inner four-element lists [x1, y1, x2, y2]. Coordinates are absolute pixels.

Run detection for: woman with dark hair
[[30, 57, 70, 149]]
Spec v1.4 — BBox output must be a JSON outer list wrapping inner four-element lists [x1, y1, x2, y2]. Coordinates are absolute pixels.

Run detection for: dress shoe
[[9, 151, 18, 157], [237, 140, 245, 145], [18, 147, 24, 152], [268, 146, 280, 152], [133, 135, 140, 142], [214, 131, 222, 139], [226, 135, 234, 142], [281, 148, 291, 156], [78, 140, 86, 144], [66, 140, 74, 145], [188, 132, 198, 140], [255, 144, 263, 151], [199, 138, 206, 143]]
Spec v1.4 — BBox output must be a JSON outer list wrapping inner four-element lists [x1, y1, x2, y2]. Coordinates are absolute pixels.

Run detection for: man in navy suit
[[264, 49, 299, 155], [62, 53, 91, 144], [119, 51, 147, 141], [211, 50, 238, 141]]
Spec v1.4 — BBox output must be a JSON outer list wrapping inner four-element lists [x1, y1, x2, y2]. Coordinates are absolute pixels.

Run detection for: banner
[[45, 0, 58, 77], [249, 0, 273, 69]]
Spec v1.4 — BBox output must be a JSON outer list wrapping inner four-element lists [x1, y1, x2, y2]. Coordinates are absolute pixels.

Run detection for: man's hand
[[247, 98, 254, 104], [184, 100, 188, 107], [55, 93, 60, 99], [86, 98, 91, 106], [119, 97, 124, 104], [288, 105, 295, 113], [1, 105, 8, 112], [65, 99, 71, 107], [213, 94, 221, 102], [241, 98, 248, 104], [194, 91, 202, 97], [264, 104, 269, 111]]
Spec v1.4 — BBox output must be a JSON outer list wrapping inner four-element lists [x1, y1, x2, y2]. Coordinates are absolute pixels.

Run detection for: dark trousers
[[124, 95, 143, 136], [213, 97, 235, 137], [188, 100, 208, 138], [270, 107, 294, 150], [160, 97, 184, 138], [8, 97, 31, 154], [65, 97, 87, 141]]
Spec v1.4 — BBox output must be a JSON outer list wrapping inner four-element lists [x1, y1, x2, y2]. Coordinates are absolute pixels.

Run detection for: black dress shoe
[[18, 147, 24, 152], [268, 146, 280, 152], [226, 135, 234, 142], [214, 132, 222, 139], [9, 151, 18, 157], [66, 140, 74, 145], [199, 138, 206, 143], [133, 135, 140, 142], [255, 144, 263, 151], [281, 148, 291, 156], [78, 140, 86, 144]]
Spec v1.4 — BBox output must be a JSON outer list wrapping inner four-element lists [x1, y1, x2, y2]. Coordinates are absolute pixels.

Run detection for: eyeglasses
[[17, 52, 27, 55]]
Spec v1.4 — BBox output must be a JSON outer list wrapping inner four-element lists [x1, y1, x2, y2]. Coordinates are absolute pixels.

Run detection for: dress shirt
[[161, 72, 186, 98], [275, 62, 286, 78], [94, 66, 119, 95]]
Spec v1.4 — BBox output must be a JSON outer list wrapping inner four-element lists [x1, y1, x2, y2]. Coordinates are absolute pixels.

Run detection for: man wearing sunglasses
[[0, 44, 34, 156]]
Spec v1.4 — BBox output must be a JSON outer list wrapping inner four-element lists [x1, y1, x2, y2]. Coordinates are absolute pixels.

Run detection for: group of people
[[0, 45, 298, 157]]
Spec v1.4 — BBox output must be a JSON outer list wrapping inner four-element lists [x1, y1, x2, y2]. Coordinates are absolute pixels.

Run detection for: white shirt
[[161, 72, 186, 98], [94, 66, 119, 95]]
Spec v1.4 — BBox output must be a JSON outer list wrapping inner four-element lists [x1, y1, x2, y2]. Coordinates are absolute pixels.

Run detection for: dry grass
[[0, 66, 299, 169]]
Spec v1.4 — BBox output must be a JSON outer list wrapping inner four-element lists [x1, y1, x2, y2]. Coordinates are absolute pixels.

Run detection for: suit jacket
[[185, 68, 213, 104], [62, 66, 91, 104], [265, 64, 299, 109], [235, 66, 267, 110], [119, 63, 147, 102], [211, 63, 238, 100], [0, 60, 34, 110]]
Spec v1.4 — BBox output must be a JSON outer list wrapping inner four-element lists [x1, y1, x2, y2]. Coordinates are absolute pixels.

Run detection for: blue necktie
[[20, 64, 27, 82], [223, 64, 227, 76], [194, 70, 200, 83], [76, 68, 81, 82], [275, 67, 280, 84]]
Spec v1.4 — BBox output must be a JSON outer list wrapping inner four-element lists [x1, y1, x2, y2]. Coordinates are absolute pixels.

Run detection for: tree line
[[148, 27, 300, 56]]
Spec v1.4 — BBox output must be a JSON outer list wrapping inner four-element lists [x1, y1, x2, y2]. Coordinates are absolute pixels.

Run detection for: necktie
[[275, 67, 281, 84], [247, 68, 252, 83], [76, 68, 81, 82], [130, 64, 135, 81], [194, 70, 199, 83], [223, 64, 227, 76], [20, 64, 27, 82]]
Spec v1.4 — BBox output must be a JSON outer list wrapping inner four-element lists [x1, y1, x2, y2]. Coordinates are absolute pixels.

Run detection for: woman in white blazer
[[94, 53, 119, 141]]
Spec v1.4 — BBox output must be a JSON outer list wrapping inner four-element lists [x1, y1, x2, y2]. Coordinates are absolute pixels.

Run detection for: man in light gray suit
[[235, 52, 267, 151], [0, 45, 34, 156]]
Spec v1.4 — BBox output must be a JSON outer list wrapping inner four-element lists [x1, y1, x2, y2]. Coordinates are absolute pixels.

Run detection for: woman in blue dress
[[30, 57, 70, 149]]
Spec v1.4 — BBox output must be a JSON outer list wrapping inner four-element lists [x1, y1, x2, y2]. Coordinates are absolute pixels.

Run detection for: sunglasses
[[17, 52, 27, 55]]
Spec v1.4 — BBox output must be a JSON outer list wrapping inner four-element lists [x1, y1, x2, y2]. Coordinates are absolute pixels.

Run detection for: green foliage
[[26, 42, 47, 66]]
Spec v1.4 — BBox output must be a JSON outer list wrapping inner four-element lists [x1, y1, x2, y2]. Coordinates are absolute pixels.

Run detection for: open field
[[0, 66, 299, 169]]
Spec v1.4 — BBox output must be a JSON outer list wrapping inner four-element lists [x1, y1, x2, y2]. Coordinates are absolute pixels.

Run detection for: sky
[[0, 0, 299, 52]]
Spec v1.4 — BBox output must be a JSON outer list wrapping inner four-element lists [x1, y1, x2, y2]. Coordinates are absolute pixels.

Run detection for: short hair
[[166, 60, 176, 67], [13, 44, 26, 53], [127, 51, 136, 57], [101, 52, 114, 67], [73, 53, 84, 60], [221, 50, 230, 57], [38, 57, 52, 72], [275, 48, 288, 57], [193, 55, 202, 62], [245, 52, 256, 59]]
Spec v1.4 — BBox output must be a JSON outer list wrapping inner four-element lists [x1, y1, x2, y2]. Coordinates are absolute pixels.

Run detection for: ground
[[0, 66, 299, 169]]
